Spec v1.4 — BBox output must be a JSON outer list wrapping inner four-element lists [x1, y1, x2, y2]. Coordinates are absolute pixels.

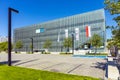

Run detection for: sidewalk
[[107, 57, 119, 80], [0, 53, 106, 79]]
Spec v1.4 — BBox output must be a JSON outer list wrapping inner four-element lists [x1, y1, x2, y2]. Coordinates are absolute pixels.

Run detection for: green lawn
[[0, 65, 100, 80]]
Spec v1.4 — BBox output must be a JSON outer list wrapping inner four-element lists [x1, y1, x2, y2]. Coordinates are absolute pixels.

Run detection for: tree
[[63, 37, 72, 52], [106, 25, 120, 48], [104, 0, 120, 15], [104, 0, 120, 48], [15, 40, 23, 52], [29, 44, 33, 50], [43, 39, 52, 49], [0, 42, 8, 52], [107, 40, 114, 50], [90, 34, 102, 54]]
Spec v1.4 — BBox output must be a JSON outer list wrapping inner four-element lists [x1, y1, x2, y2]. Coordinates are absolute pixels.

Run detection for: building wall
[[14, 9, 106, 52]]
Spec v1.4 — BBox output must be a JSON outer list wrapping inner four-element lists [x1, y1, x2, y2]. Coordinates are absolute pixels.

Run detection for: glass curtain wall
[[14, 9, 106, 52]]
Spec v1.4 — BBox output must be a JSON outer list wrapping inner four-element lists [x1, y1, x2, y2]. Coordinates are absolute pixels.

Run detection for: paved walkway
[[107, 57, 119, 80], [0, 53, 106, 79]]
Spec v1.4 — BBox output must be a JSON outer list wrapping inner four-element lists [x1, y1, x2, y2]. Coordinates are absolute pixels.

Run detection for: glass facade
[[14, 9, 106, 52]]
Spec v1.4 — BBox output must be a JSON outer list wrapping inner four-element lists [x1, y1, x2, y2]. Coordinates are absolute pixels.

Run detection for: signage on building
[[36, 29, 40, 33], [40, 28, 44, 33], [75, 28, 79, 40], [35, 28, 44, 33]]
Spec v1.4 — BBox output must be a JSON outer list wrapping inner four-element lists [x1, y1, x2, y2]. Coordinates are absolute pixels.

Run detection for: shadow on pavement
[[14, 59, 39, 66], [91, 62, 106, 70], [0, 60, 20, 65], [67, 64, 83, 73]]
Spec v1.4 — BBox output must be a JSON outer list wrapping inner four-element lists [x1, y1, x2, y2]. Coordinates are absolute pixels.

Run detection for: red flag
[[86, 26, 91, 37], [86, 26, 89, 37]]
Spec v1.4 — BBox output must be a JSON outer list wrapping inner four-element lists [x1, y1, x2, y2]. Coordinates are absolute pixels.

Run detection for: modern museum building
[[14, 9, 106, 52]]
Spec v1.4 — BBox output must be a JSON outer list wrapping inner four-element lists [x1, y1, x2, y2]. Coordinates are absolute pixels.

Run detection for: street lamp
[[71, 33, 74, 54], [102, 31, 104, 46], [103, 31, 105, 47], [8, 8, 19, 66], [30, 38, 33, 54]]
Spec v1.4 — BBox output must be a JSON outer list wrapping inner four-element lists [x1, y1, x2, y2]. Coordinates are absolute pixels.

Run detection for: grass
[[86, 53, 108, 56], [60, 52, 73, 55], [0, 65, 100, 80]]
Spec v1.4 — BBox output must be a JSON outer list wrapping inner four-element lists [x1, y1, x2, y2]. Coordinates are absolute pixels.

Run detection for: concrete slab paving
[[107, 57, 119, 80], [0, 53, 106, 79]]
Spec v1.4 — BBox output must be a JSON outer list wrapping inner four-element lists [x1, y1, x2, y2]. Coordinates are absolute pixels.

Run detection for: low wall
[[72, 50, 89, 55], [51, 52, 60, 54]]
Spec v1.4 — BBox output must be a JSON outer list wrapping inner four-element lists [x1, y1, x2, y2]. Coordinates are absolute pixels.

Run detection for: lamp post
[[30, 38, 33, 54], [8, 8, 19, 66], [103, 31, 105, 47], [71, 33, 74, 54]]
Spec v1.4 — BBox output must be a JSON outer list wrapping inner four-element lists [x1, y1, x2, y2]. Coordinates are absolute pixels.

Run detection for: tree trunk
[[95, 47, 97, 55], [68, 47, 69, 52], [66, 47, 69, 54]]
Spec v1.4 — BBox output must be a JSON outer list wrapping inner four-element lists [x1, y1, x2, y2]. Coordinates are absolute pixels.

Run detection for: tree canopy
[[63, 37, 72, 52], [107, 39, 114, 49], [29, 44, 33, 49], [90, 34, 102, 48], [15, 40, 23, 49], [104, 0, 120, 48], [43, 39, 52, 49], [104, 0, 120, 15], [90, 34, 102, 53], [0, 42, 8, 52]]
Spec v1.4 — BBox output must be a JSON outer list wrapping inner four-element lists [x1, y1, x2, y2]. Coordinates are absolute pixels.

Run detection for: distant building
[[0, 36, 8, 43], [14, 9, 106, 52]]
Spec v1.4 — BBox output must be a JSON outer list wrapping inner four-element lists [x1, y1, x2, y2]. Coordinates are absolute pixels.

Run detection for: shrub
[[42, 52, 50, 54], [60, 52, 72, 55], [27, 52, 33, 54], [86, 53, 108, 56], [15, 52, 21, 54]]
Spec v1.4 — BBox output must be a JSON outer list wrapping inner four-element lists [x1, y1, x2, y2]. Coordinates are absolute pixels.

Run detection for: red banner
[[86, 26, 89, 37]]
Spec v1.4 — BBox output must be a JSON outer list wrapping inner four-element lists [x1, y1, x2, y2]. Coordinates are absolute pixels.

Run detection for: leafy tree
[[4, 42, 7, 51], [104, 0, 120, 48], [90, 34, 102, 54], [29, 43, 33, 53], [106, 25, 120, 48], [0, 42, 8, 52], [15, 40, 23, 52], [107, 39, 112, 42], [107, 40, 114, 50], [29, 44, 33, 49], [43, 39, 52, 49], [104, 0, 120, 15], [63, 37, 72, 52]]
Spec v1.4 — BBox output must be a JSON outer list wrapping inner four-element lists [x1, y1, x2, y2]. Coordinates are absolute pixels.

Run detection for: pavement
[[107, 57, 119, 80], [0, 53, 106, 79]]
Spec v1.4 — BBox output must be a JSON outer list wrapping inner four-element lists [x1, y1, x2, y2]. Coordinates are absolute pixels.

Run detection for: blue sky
[[0, 0, 117, 39]]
